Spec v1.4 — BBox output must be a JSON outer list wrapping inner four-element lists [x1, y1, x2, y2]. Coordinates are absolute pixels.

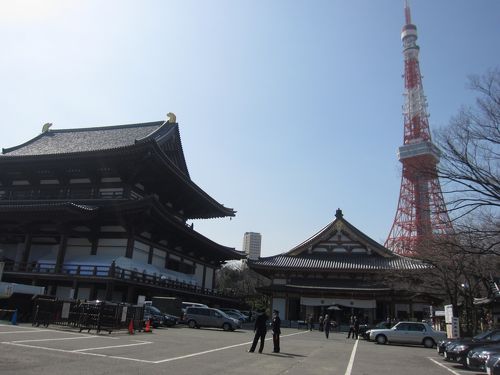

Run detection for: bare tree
[[436, 68, 500, 255]]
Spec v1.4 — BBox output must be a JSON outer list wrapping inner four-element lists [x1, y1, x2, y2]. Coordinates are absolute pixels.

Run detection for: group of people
[[248, 309, 281, 354], [248, 309, 364, 353]]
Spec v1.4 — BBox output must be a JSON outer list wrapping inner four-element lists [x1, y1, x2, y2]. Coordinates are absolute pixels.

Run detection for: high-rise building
[[385, 1, 454, 256], [243, 232, 262, 260]]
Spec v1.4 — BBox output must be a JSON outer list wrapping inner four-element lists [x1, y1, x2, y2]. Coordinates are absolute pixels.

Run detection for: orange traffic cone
[[128, 319, 135, 335], [144, 319, 152, 333]]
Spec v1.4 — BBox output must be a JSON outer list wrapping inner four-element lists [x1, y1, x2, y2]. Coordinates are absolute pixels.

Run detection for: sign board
[[444, 304, 453, 324], [137, 295, 146, 306], [121, 306, 128, 323], [451, 317, 460, 338], [61, 302, 71, 319]]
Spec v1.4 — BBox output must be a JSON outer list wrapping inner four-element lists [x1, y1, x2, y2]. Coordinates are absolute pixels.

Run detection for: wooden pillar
[[202, 265, 207, 289], [105, 281, 114, 301], [20, 233, 33, 270], [55, 232, 68, 273], [147, 245, 154, 264], [71, 279, 78, 300], [211, 268, 216, 290], [125, 228, 134, 259]]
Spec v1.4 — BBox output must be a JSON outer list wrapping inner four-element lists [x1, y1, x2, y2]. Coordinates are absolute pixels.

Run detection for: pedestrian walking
[[324, 314, 331, 339], [248, 309, 268, 353], [272, 309, 281, 353], [318, 315, 324, 332]]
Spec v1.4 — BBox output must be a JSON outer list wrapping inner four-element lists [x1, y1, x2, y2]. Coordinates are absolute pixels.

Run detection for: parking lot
[[0, 323, 486, 375]]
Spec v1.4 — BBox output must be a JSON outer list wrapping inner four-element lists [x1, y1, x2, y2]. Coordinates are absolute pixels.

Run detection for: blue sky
[[1, 1, 499, 257]]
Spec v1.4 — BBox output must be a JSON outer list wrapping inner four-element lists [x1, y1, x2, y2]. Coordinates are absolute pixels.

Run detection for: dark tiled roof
[[249, 254, 428, 271], [2, 121, 166, 156]]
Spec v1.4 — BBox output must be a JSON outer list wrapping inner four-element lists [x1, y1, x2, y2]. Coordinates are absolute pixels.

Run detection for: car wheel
[[222, 323, 231, 331], [376, 334, 387, 345], [188, 320, 197, 329], [423, 338, 435, 348]]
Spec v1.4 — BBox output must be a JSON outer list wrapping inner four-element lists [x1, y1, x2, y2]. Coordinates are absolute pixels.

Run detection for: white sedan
[[368, 321, 446, 348]]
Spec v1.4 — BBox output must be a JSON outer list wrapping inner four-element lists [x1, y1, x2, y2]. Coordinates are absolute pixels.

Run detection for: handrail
[[2, 261, 239, 298]]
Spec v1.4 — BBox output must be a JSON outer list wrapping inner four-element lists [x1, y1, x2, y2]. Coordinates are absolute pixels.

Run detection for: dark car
[[163, 313, 179, 327], [144, 305, 165, 328], [466, 344, 500, 371], [486, 352, 500, 375], [444, 330, 500, 365], [438, 330, 497, 355]]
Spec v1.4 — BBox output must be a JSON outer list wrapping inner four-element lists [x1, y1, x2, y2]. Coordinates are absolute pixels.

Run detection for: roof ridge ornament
[[166, 112, 177, 123], [42, 123, 52, 133], [335, 208, 343, 219]]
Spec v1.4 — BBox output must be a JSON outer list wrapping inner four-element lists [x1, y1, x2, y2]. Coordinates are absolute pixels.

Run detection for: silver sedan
[[368, 321, 447, 348]]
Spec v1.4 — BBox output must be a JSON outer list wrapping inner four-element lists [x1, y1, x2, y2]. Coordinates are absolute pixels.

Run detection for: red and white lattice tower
[[385, 1, 453, 256]]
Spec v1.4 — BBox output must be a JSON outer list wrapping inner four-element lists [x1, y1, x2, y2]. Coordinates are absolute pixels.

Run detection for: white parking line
[[153, 331, 308, 364], [428, 357, 462, 375], [73, 341, 152, 352], [344, 338, 359, 375], [10, 336, 98, 343], [0, 329, 46, 334], [0, 329, 309, 365]]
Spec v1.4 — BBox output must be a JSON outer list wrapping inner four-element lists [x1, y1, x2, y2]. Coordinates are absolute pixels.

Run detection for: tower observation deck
[[385, 1, 454, 256]]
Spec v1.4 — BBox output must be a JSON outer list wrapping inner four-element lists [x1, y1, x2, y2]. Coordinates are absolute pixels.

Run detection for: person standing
[[324, 314, 331, 339], [353, 316, 360, 339], [248, 309, 268, 353], [308, 314, 314, 331], [347, 315, 355, 338], [272, 310, 281, 353], [318, 315, 324, 332]]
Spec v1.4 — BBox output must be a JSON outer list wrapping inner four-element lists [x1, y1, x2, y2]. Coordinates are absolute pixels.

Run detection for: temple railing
[[2, 261, 238, 298]]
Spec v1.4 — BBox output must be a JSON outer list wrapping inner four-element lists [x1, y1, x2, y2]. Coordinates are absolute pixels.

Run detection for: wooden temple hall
[[248, 209, 438, 324], [0, 117, 244, 304]]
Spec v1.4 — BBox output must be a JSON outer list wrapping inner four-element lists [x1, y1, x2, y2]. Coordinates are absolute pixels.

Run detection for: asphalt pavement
[[0, 322, 485, 375]]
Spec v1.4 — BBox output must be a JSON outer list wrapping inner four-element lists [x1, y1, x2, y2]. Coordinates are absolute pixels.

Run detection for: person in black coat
[[248, 309, 268, 353], [272, 310, 281, 353]]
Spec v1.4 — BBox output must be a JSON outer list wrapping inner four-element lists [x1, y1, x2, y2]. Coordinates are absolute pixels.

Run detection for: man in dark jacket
[[272, 310, 281, 353], [248, 309, 268, 353]]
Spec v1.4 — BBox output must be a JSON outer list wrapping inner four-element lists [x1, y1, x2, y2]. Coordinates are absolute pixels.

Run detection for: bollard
[[11, 309, 18, 325]]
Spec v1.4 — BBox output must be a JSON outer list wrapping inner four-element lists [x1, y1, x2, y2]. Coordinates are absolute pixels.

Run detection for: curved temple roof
[[2, 121, 166, 156]]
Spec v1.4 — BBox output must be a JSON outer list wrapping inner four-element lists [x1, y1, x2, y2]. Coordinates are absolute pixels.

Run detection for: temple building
[[0, 118, 244, 304], [248, 209, 439, 324]]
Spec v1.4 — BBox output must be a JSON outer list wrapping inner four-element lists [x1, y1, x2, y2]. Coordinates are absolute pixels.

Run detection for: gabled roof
[[249, 209, 427, 272], [287, 208, 392, 257]]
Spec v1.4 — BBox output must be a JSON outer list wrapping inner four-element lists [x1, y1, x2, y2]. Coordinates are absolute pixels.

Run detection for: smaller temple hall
[[248, 209, 438, 324]]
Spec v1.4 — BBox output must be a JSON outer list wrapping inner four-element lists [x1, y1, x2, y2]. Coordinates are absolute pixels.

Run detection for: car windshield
[[149, 306, 161, 314], [214, 309, 229, 318], [474, 330, 496, 340]]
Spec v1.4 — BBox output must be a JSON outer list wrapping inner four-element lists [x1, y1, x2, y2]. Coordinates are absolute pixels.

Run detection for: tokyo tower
[[385, 1, 454, 256]]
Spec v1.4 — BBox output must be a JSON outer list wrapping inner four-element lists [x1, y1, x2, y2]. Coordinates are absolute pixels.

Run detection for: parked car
[[444, 330, 500, 365], [222, 310, 247, 323], [163, 313, 179, 327], [438, 330, 500, 355], [143, 305, 165, 328], [486, 352, 500, 375], [361, 321, 393, 340], [368, 321, 446, 348], [180, 302, 208, 323], [466, 344, 500, 371], [185, 306, 241, 331]]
